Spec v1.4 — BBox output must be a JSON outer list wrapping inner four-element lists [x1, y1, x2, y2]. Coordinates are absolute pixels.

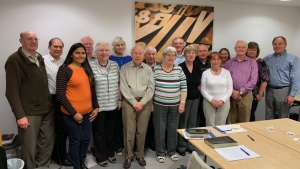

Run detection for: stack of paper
[[214, 145, 260, 161]]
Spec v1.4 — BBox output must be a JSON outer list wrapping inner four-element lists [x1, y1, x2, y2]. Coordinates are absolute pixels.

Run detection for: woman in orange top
[[56, 43, 99, 169]]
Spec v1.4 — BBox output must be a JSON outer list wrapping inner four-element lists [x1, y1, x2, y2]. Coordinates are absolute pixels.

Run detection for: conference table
[[178, 118, 300, 169]]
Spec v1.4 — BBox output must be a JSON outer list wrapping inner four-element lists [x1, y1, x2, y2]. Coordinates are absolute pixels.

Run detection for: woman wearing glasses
[[90, 42, 121, 167]]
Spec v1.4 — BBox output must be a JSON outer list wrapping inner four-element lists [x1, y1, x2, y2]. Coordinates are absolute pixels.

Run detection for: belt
[[135, 97, 142, 101], [268, 85, 289, 89]]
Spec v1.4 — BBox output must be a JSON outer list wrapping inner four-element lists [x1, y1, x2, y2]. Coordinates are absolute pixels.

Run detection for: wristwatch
[[239, 91, 243, 95]]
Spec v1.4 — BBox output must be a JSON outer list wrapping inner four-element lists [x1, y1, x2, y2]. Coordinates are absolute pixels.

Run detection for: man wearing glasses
[[224, 40, 258, 124], [5, 30, 54, 169], [173, 37, 186, 65]]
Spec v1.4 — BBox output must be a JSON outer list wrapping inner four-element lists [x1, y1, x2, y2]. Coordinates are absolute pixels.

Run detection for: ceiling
[[213, 0, 300, 7]]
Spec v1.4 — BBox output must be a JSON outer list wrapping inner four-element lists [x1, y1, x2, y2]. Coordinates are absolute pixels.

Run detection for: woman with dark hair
[[56, 43, 99, 169], [247, 41, 269, 121], [219, 48, 230, 67]]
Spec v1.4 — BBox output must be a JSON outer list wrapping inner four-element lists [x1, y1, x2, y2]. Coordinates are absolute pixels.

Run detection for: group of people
[[5, 30, 300, 169]]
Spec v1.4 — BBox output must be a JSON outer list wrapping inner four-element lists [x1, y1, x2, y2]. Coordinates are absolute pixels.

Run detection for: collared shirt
[[143, 60, 160, 69], [21, 47, 39, 67], [43, 53, 63, 94], [174, 54, 185, 66], [264, 50, 300, 96], [224, 56, 258, 94], [120, 61, 154, 106]]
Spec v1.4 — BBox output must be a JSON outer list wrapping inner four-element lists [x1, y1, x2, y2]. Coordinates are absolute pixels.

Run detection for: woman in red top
[[56, 43, 99, 169]]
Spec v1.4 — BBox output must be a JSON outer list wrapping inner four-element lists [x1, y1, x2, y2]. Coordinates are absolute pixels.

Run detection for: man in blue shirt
[[264, 36, 300, 119], [173, 37, 186, 65]]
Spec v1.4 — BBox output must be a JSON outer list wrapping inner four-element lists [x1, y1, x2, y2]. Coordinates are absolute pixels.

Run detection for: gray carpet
[[49, 148, 194, 169]]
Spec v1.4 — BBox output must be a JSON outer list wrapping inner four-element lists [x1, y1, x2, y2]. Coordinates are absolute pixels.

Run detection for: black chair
[[0, 146, 8, 169], [3, 134, 20, 157]]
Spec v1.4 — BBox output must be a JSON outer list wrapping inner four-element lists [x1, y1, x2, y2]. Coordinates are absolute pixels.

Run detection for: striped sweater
[[153, 65, 187, 106], [90, 59, 119, 111]]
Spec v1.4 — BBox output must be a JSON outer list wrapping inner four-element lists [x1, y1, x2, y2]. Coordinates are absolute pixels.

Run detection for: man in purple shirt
[[224, 40, 258, 123]]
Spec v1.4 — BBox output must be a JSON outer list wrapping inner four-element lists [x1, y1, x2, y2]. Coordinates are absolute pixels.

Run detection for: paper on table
[[214, 125, 247, 134], [181, 129, 215, 139], [214, 145, 260, 161]]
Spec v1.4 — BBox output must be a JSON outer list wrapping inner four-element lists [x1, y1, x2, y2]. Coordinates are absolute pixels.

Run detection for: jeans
[[63, 113, 92, 167]]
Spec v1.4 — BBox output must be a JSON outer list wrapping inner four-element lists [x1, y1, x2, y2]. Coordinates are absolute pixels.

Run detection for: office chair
[[3, 135, 20, 158], [187, 151, 212, 169]]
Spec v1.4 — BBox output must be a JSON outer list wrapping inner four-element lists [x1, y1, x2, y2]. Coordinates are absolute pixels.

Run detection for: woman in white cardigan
[[201, 52, 233, 126]]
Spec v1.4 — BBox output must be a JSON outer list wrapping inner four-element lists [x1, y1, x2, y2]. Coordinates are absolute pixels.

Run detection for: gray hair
[[235, 40, 247, 47], [94, 41, 110, 55], [80, 36, 94, 44], [145, 46, 157, 54], [162, 46, 177, 59], [111, 36, 126, 52]]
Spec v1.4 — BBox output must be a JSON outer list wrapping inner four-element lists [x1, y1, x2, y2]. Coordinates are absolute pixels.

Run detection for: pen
[[240, 148, 250, 156], [189, 136, 204, 138], [221, 129, 232, 134], [247, 135, 255, 141]]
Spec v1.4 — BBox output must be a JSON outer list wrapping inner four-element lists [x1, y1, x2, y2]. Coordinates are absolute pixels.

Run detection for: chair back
[[187, 151, 211, 169]]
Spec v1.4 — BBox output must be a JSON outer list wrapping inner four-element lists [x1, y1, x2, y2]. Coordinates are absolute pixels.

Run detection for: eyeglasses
[[235, 46, 247, 49], [24, 37, 39, 41]]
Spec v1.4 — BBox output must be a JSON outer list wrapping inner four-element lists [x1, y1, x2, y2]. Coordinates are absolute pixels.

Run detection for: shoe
[[157, 156, 165, 163], [73, 166, 81, 169], [98, 160, 108, 167], [60, 159, 72, 166], [80, 159, 88, 169], [176, 150, 186, 156], [171, 154, 179, 162], [107, 156, 116, 163], [123, 158, 133, 169], [116, 148, 123, 156], [136, 157, 146, 166], [186, 149, 195, 154]]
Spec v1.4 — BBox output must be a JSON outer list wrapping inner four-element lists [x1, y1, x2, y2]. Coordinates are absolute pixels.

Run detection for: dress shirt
[[174, 54, 185, 66], [22, 48, 39, 67], [43, 54, 63, 94], [120, 61, 154, 106], [264, 50, 300, 96], [224, 56, 258, 94]]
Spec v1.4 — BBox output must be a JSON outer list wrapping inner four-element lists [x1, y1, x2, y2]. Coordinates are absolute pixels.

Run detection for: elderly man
[[43, 37, 72, 166], [143, 46, 160, 151], [120, 45, 154, 169], [80, 36, 94, 59], [173, 37, 186, 65], [224, 40, 258, 123], [194, 43, 211, 127], [264, 36, 300, 119], [5, 31, 54, 169]]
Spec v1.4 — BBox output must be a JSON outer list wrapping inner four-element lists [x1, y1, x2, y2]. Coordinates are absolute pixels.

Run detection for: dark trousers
[[250, 99, 258, 122], [93, 109, 117, 162], [0, 147, 7, 169], [51, 95, 68, 162], [115, 108, 124, 151], [197, 96, 206, 127], [63, 113, 92, 167], [145, 112, 155, 148]]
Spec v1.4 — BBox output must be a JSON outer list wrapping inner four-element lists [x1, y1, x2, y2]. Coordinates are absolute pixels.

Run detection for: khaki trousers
[[122, 99, 151, 159], [227, 92, 253, 124]]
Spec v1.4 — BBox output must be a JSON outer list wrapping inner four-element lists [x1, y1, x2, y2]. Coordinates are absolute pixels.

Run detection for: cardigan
[[5, 47, 51, 120]]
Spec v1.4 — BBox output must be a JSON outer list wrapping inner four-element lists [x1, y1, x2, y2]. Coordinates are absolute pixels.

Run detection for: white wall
[[0, 0, 299, 134]]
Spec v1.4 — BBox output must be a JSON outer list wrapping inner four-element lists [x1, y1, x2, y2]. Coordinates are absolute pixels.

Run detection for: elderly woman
[[153, 46, 187, 163], [247, 42, 269, 121], [177, 45, 200, 156], [201, 52, 233, 126], [176, 44, 200, 156], [89, 42, 121, 167], [219, 48, 230, 67], [109, 36, 132, 156], [56, 43, 99, 169]]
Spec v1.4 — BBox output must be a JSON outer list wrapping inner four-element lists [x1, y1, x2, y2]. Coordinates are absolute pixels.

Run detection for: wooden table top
[[178, 119, 300, 169]]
